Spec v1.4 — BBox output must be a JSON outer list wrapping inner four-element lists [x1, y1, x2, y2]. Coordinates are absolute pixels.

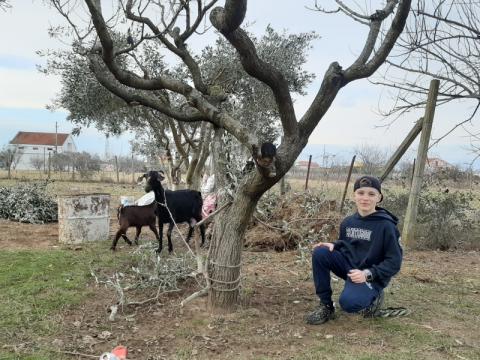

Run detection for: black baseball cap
[[353, 176, 382, 195]]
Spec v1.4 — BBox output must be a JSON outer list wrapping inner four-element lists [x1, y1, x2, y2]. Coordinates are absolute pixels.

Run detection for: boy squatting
[[305, 176, 403, 325]]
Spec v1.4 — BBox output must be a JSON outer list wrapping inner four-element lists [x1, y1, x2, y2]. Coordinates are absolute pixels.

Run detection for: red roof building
[[10, 131, 70, 146], [8, 131, 77, 170]]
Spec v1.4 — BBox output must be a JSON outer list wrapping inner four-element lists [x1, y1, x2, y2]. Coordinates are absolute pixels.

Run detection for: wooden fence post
[[379, 118, 424, 182], [48, 153, 51, 179], [7, 151, 12, 179], [402, 79, 440, 248], [305, 155, 312, 190], [115, 156, 119, 183], [340, 155, 356, 213]]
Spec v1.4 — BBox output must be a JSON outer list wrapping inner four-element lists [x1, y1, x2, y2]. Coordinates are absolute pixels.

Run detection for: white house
[[8, 131, 77, 170], [425, 157, 455, 173]]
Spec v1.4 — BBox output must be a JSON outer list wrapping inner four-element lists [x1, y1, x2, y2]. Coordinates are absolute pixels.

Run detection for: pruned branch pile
[[0, 182, 58, 224]]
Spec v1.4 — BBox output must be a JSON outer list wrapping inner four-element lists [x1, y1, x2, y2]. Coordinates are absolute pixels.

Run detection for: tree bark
[[207, 127, 260, 311], [207, 186, 258, 311]]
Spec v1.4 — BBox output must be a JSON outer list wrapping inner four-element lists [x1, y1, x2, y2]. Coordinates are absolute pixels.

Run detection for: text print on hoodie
[[333, 207, 403, 288]]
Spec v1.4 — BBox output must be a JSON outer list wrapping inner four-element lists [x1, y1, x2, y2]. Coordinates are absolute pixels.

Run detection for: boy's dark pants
[[312, 247, 382, 312]]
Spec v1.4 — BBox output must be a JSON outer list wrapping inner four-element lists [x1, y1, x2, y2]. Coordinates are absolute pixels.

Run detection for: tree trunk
[[207, 188, 258, 311], [185, 158, 199, 189], [206, 127, 262, 311], [186, 123, 212, 191], [189, 171, 203, 191]]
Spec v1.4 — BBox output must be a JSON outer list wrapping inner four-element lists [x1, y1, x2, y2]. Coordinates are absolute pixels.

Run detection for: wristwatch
[[363, 269, 373, 282]]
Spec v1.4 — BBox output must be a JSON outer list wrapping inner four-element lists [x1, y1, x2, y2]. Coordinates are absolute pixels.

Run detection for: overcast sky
[[0, 1, 477, 167]]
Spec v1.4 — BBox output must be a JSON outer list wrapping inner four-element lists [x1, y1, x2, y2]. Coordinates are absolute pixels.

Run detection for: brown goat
[[111, 202, 160, 250]]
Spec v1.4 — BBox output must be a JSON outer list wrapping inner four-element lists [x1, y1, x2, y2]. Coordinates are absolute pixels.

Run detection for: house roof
[[9, 132, 70, 146]]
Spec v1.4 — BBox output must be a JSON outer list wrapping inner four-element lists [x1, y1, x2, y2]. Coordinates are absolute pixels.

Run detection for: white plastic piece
[[135, 191, 155, 206]]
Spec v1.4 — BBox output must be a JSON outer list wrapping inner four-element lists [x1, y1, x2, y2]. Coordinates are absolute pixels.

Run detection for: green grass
[[0, 243, 127, 360], [0, 250, 87, 332]]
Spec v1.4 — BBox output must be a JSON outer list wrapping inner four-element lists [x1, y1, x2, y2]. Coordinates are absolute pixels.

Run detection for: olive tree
[[48, 0, 411, 311], [43, 26, 316, 189]]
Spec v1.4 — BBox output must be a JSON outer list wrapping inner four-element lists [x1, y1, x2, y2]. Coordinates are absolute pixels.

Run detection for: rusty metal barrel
[[58, 193, 110, 244]]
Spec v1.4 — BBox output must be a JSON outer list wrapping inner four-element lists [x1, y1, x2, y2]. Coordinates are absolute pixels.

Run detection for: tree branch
[[211, 11, 298, 139], [344, 0, 412, 81]]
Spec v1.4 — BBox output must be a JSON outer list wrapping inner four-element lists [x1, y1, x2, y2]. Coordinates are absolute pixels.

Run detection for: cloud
[[0, 55, 37, 70], [0, 69, 61, 109]]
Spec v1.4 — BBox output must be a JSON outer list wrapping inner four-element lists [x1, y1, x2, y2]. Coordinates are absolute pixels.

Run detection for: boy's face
[[353, 186, 382, 216]]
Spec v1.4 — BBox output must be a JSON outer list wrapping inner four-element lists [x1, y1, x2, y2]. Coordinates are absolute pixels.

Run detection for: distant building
[[426, 157, 454, 172], [8, 131, 77, 170], [295, 160, 320, 168]]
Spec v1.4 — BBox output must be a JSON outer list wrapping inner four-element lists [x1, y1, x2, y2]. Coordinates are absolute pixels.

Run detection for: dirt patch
[[0, 208, 162, 251], [0, 219, 58, 250], [38, 250, 480, 360]]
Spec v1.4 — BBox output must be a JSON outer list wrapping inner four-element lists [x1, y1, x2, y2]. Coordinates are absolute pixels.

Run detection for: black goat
[[111, 202, 160, 251], [145, 170, 205, 253]]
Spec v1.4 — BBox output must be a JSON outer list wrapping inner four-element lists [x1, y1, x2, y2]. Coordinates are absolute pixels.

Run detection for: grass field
[[0, 179, 479, 359]]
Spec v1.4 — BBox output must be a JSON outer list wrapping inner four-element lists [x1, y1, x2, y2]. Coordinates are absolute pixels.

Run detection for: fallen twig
[[288, 217, 335, 223], [126, 288, 181, 306], [180, 287, 209, 306], [253, 215, 285, 231], [59, 350, 98, 358]]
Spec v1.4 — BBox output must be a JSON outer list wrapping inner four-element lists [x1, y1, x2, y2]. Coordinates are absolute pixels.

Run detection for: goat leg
[[167, 222, 174, 253], [156, 221, 164, 254], [111, 228, 132, 250], [134, 226, 141, 245], [111, 230, 122, 251], [149, 223, 160, 243], [199, 223, 206, 247], [186, 226, 194, 244], [121, 234, 133, 246]]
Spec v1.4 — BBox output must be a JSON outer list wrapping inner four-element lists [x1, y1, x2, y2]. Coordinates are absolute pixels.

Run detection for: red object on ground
[[112, 346, 128, 360]]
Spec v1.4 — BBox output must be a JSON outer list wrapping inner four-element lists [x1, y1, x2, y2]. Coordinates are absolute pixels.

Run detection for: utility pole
[[55, 121, 58, 154]]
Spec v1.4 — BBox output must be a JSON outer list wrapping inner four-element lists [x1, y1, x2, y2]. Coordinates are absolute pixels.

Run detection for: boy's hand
[[312, 242, 334, 251], [348, 269, 367, 283]]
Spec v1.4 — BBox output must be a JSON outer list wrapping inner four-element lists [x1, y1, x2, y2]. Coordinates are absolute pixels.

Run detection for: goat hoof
[[155, 248, 162, 254], [110, 247, 116, 251]]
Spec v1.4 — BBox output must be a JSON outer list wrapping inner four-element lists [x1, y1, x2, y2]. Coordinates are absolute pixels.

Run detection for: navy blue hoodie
[[333, 207, 402, 288]]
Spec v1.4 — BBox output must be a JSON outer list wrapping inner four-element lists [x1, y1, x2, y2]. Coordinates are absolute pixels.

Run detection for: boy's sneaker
[[362, 290, 385, 318], [305, 303, 335, 325]]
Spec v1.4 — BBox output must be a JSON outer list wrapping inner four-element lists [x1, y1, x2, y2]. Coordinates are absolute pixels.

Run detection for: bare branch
[[300, 0, 411, 137], [344, 0, 411, 81], [124, 0, 208, 93], [374, 0, 480, 146]]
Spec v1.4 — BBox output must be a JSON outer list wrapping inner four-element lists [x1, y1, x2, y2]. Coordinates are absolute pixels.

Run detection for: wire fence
[[0, 169, 148, 183]]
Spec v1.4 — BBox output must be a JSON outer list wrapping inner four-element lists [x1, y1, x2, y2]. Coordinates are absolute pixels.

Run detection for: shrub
[[0, 181, 58, 223], [382, 188, 477, 250]]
